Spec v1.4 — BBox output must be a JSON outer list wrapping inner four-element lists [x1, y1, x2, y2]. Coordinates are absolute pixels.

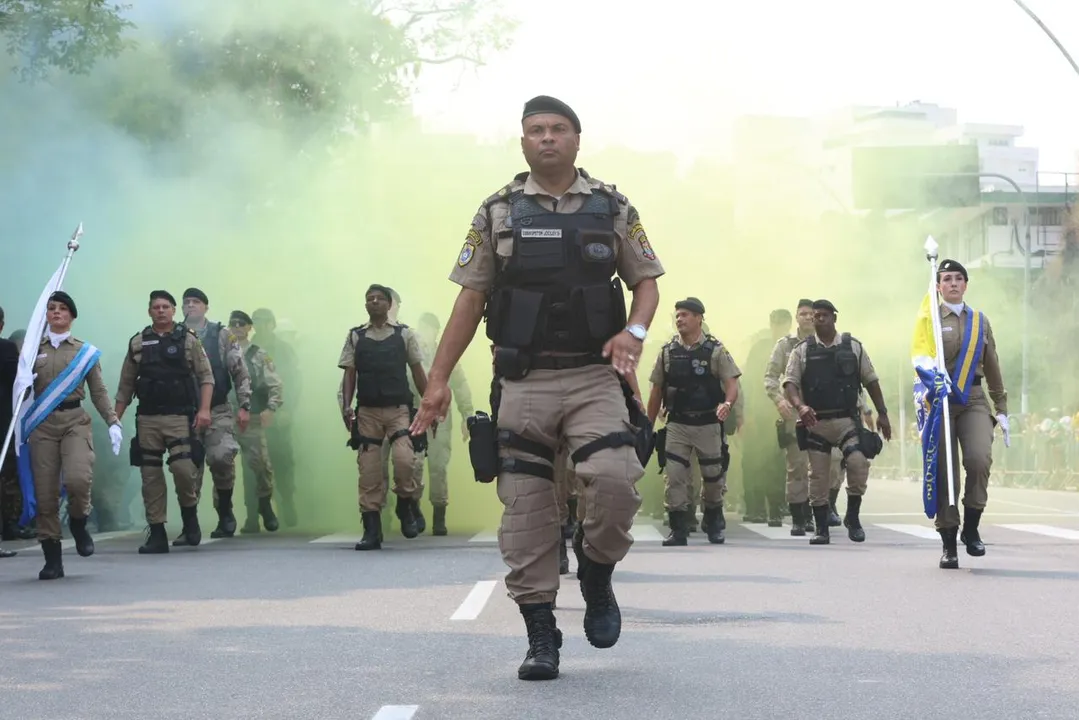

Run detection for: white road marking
[[59, 530, 139, 551], [450, 580, 498, 621], [740, 523, 803, 540], [310, 533, 363, 544], [997, 524, 1079, 541], [990, 498, 1079, 516], [468, 531, 498, 543], [874, 524, 940, 540], [864, 512, 1079, 518], [372, 706, 418, 720]]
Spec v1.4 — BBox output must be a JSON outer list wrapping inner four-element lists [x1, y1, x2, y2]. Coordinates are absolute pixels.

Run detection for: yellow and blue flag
[[911, 292, 947, 519]]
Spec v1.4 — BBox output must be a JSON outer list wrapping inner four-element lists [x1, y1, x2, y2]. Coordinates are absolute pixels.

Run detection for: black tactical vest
[[135, 324, 196, 416], [664, 336, 725, 425], [244, 344, 270, 414], [200, 322, 232, 408], [352, 325, 411, 408], [485, 173, 627, 354], [802, 333, 861, 417]]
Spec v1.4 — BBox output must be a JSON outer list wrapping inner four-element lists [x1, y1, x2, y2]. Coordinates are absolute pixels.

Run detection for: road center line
[[451, 580, 498, 621], [372, 705, 419, 720]]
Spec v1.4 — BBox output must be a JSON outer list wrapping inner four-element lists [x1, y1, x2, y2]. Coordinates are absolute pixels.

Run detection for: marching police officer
[[410, 95, 662, 681], [340, 284, 429, 550], [932, 259, 1009, 569], [179, 288, 252, 544], [646, 297, 740, 546], [781, 299, 892, 545], [114, 291, 215, 554]]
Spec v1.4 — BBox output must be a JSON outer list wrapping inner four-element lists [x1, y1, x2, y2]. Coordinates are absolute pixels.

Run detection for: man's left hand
[[237, 408, 250, 433], [716, 401, 732, 422], [877, 413, 892, 441], [603, 330, 642, 377]]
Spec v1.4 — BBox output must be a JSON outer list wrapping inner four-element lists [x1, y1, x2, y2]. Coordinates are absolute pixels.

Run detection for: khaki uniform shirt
[[449, 170, 665, 294], [237, 338, 284, 412], [940, 304, 1007, 415], [337, 320, 425, 371], [649, 333, 742, 387], [195, 321, 252, 408], [33, 336, 118, 425], [116, 325, 216, 405], [782, 332, 879, 395]]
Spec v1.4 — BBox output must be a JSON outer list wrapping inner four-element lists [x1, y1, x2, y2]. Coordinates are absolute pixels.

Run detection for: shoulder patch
[[483, 182, 518, 208], [629, 220, 655, 261]]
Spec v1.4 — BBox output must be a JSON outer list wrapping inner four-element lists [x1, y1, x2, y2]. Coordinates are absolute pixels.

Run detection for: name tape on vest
[[519, 228, 563, 238]]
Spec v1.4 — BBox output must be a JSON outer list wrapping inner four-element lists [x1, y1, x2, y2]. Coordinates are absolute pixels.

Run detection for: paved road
[[2, 479, 1078, 719]]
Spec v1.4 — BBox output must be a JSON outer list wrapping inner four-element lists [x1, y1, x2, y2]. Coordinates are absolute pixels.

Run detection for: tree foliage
[[0, 0, 134, 80]]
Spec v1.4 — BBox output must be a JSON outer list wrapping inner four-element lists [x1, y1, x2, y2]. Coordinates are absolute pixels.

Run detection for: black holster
[[655, 426, 668, 470], [855, 413, 883, 460], [795, 422, 809, 451], [467, 411, 499, 483], [408, 406, 428, 455], [620, 377, 655, 468], [776, 419, 796, 449], [129, 434, 143, 468], [347, 417, 362, 451], [493, 347, 531, 381]]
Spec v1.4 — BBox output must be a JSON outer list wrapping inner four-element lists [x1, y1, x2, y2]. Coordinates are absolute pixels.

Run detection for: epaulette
[[483, 179, 523, 208], [582, 171, 628, 205]]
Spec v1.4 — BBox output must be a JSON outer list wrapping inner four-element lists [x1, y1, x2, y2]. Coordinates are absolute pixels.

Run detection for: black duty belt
[[667, 411, 720, 427], [814, 409, 855, 420], [530, 354, 609, 371], [57, 399, 81, 411]]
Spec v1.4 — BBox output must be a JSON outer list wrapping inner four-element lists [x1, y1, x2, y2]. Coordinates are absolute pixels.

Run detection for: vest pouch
[[578, 230, 616, 266], [858, 427, 883, 459], [578, 284, 613, 341], [837, 353, 857, 377], [511, 234, 566, 271], [504, 289, 545, 348]]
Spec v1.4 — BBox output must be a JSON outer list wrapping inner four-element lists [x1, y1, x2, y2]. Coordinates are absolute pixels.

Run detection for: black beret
[[675, 297, 705, 315], [937, 259, 968, 281], [797, 298, 814, 309], [48, 291, 77, 318], [229, 310, 253, 325], [770, 308, 792, 324], [183, 287, 208, 305], [522, 95, 581, 133], [251, 308, 275, 323], [150, 290, 177, 306], [366, 284, 393, 302], [812, 299, 838, 314]]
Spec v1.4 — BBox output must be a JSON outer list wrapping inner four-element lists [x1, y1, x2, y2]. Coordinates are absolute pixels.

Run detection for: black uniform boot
[[69, 516, 95, 557], [802, 501, 815, 533], [827, 488, 843, 527], [259, 496, 279, 532], [809, 505, 831, 545], [578, 550, 621, 649], [938, 527, 959, 569], [662, 510, 688, 546], [180, 505, 202, 547], [559, 537, 570, 575], [414, 501, 426, 535], [703, 507, 725, 544], [395, 496, 418, 539], [563, 498, 578, 539], [687, 504, 698, 533], [433, 505, 448, 536], [138, 523, 170, 554], [517, 602, 562, 680], [843, 495, 866, 542], [960, 507, 986, 556], [789, 503, 806, 537], [354, 511, 382, 551], [38, 539, 64, 580], [766, 501, 783, 528], [211, 489, 238, 538]]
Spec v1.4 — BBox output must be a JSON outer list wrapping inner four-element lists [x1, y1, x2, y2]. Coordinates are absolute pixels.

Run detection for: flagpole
[[0, 224, 83, 470], [923, 236, 957, 508]]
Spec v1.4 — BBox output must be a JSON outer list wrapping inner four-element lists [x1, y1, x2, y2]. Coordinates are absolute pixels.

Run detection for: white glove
[[109, 423, 124, 456], [996, 414, 1010, 448]]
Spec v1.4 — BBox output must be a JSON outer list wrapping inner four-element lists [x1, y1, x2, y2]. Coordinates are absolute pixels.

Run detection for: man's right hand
[[776, 398, 794, 421], [194, 408, 212, 431], [411, 380, 451, 436], [797, 404, 818, 428], [342, 408, 355, 432]]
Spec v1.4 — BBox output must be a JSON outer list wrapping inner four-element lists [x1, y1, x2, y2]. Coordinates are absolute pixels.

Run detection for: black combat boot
[[802, 501, 815, 534], [180, 505, 202, 547], [687, 504, 698, 533], [578, 555, 621, 649], [938, 527, 959, 569], [828, 488, 843, 527], [843, 495, 866, 542], [517, 603, 562, 680], [960, 507, 986, 557], [395, 497, 418, 539], [559, 537, 570, 575], [789, 503, 806, 537], [564, 498, 578, 539], [433, 505, 448, 536], [211, 489, 238, 538], [414, 501, 426, 535], [38, 539, 64, 580], [354, 511, 382, 551], [766, 501, 783, 528], [69, 516, 95, 557], [809, 505, 831, 545], [662, 510, 688, 546], [259, 497, 279, 532], [138, 523, 169, 554], [703, 507, 725, 544]]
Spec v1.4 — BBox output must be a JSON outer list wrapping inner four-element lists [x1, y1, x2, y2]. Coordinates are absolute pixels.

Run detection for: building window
[[992, 207, 1009, 226]]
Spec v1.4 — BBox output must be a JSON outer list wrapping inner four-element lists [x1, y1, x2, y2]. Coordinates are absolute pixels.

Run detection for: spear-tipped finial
[[924, 235, 938, 261], [68, 222, 83, 251]]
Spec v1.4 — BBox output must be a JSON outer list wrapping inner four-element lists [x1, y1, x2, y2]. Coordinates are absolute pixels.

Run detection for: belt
[[530, 354, 609, 371], [814, 409, 854, 420], [668, 411, 721, 427], [57, 399, 81, 411]]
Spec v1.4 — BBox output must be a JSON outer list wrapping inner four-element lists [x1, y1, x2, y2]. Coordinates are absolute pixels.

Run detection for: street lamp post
[[1010, 0, 1079, 80]]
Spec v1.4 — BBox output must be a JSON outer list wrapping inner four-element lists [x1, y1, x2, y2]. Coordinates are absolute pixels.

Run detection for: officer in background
[[932, 259, 1009, 570], [0, 304, 28, 553], [251, 308, 301, 527], [646, 297, 740, 546], [179, 288, 252, 544], [340, 284, 429, 550], [410, 96, 662, 681], [114, 290, 215, 554], [227, 311, 284, 535], [782, 299, 892, 545], [741, 308, 793, 526], [765, 299, 817, 536]]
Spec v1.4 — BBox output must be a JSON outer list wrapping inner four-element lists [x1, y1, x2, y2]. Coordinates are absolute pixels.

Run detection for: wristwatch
[[625, 324, 647, 341], [240, 403, 251, 412]]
